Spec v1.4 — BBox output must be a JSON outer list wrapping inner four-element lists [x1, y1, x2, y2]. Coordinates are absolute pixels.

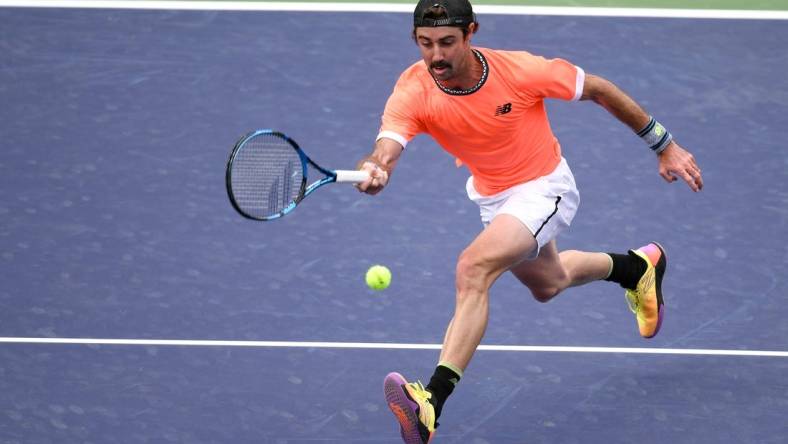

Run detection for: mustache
[[430, 61, 452, 70]]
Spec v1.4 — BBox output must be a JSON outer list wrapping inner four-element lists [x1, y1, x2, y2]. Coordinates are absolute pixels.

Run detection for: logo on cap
[[413, 0, 476, 27]]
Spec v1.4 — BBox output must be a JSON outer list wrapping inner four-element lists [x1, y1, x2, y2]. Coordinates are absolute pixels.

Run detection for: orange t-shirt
[[378, 47, 584, 196]]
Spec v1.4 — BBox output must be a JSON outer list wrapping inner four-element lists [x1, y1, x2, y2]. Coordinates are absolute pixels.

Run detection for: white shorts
[[465, 157, 580, 260]]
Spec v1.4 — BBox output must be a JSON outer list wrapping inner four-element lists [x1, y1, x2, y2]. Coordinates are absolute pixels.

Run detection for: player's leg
[[496, 157, 665, 336], [384, 213, 536, 444], [508, 240, 612, 302], [440, 212, 537, 368], [510, 240, 666, 338]]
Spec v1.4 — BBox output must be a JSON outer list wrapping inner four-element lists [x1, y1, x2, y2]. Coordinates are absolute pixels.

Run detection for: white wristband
[[637, 116, 673, 154]]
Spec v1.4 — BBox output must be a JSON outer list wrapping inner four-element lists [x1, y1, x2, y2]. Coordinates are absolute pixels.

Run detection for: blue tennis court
[[1, 3, 786, 443]]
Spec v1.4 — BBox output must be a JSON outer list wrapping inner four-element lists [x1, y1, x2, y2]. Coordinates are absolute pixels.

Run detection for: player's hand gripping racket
[[225, 130, 369, 221]]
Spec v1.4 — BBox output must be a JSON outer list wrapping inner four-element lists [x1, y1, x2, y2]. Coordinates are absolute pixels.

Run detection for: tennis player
[[356, 1, 703, 442]]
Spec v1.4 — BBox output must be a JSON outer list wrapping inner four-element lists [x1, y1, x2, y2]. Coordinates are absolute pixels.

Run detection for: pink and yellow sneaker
[[383, 372, 436, 444], [625, 242, 666, 338]]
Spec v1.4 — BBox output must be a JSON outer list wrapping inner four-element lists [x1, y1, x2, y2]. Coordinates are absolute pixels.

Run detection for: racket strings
[[230, 135, 304, 219]]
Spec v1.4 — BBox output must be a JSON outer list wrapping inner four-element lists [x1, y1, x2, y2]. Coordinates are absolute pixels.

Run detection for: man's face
[[415, 26, 470, 82]]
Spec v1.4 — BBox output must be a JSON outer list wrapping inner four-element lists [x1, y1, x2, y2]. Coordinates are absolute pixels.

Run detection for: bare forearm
[[355, 137, 404, 194], [357, 138, 403, 175], [581, 74, 651, 133], [581, 73, 704, 192]]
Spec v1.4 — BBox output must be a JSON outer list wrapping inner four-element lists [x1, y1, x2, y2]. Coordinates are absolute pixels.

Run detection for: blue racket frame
[[226, 129, 340, 221]]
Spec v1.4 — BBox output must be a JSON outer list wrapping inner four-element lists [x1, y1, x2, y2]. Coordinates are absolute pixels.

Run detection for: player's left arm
[[580, 73, 703, 192]]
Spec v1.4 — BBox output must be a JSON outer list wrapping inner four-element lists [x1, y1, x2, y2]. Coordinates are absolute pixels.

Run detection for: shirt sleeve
[[521, 54, 585, 102], [377, 76, 425, 148]]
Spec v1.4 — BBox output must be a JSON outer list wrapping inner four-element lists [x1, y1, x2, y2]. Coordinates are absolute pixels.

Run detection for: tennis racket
[[225, 129, 369, 221]]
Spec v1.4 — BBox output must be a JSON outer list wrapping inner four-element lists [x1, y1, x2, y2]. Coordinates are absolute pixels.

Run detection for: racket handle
[[335, 169, 370, 183]]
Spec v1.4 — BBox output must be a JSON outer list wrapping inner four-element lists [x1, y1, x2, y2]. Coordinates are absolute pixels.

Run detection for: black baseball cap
[[413, 0, 476, 27]]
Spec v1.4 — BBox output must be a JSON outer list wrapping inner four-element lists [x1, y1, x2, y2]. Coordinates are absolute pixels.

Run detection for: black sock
[[604, 252, 647, 290], [425, 364, 461, 420]]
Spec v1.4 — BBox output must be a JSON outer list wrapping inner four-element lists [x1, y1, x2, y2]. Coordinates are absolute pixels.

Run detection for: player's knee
[[521, 267, 570, 303], [455, 250, 490, 295], [530, 286, 562, 303]]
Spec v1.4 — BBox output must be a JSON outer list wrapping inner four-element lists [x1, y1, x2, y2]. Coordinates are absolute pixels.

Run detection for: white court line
[[0, 1, 787, 20], [1, 337, 786, 357]]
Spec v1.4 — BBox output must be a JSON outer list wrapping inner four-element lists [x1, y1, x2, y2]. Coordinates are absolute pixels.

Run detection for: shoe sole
[[384, 372, 425, 444], [642, 242, 666, 338]]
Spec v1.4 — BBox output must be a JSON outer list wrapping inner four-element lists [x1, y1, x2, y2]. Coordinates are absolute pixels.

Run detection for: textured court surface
[[1, 5, 787, 443]]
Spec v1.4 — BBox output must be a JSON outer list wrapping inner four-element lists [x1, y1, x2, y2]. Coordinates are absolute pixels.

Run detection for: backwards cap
[[413, 0, 476, 27]]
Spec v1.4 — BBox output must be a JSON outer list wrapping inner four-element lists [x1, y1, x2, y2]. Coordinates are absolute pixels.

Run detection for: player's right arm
[[357, 66, 425, 195], [355, 137, 404, 195]]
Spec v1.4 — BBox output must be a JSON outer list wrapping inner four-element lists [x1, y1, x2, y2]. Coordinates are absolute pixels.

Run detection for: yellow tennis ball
[[365, 265, 391, 291]]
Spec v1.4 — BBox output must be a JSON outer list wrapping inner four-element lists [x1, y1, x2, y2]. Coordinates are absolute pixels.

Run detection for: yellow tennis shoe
[[625, 242, 666, 338], [384, 372, 437, 444]]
